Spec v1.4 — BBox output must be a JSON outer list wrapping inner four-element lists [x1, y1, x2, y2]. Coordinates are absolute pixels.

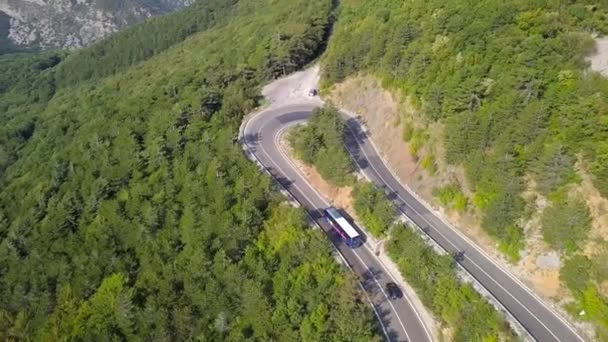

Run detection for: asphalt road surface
[[241, 104, 586, 342]]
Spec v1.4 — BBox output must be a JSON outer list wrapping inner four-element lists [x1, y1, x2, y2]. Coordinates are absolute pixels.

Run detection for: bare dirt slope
[[329, 77, 413, 179]]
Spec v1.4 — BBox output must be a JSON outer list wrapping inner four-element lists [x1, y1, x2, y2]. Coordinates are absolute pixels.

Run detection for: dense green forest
[[322, 0, 608, 335], [288, 106, 354, 186], [0, 51, 64, 176], [0, 0, 384, 339]]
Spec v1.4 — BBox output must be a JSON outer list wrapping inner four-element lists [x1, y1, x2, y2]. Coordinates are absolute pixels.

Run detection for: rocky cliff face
[[0, 0, 193, 50]]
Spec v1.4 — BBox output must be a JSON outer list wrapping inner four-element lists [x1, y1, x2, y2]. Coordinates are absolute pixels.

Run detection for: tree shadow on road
[[343, 117, 370, 170], [241, 132, 262, 146], [375, 304, 408, 342]]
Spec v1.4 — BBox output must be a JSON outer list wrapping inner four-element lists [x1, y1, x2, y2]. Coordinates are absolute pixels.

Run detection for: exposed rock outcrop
[[0, 0, 193, 50]]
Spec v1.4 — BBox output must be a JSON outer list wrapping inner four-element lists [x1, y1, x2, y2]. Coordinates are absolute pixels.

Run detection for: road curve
[[242, 104, 432, 342], [242, 103, 587, 342]]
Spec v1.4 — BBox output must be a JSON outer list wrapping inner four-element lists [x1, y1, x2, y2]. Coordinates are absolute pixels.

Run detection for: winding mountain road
[[240, 68, 586, 342], [242, 104, 432, 342]]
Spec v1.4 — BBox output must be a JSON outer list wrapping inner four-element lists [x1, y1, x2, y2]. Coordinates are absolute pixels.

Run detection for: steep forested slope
[[0, 0, 382, 339], [53, 0, 239, 85], [0, 0, 238, 177], [322, 0, 608, 338]]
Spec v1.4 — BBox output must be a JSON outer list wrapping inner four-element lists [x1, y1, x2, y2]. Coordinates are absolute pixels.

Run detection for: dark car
[[385, 282, 402, 300], [453, 250, 465, 263]]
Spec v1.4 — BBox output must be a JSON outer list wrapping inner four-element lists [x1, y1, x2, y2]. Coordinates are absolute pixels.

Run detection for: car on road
[[453, 250, 465, 263], [308, 88, 318, 97], [385, 282, 402, 300]]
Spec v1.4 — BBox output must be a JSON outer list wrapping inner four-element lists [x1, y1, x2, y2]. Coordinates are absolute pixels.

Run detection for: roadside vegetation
[[433, 184, 468, 213], [351, 179, 514, 340], [288, 106, 354, 186], [322, 0, 608, 334], [352, 182, 395, 238], [387, 226, 515, 341], [560, 248, 608, 340], [0, 0, 385, 339]]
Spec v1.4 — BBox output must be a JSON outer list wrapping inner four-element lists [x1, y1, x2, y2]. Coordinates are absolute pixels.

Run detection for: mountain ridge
[[0, 0, 193, 50]]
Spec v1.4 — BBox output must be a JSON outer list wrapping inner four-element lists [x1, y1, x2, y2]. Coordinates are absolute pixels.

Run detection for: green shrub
[[579, 286, 608, 329], [498, 225, 525, 263], [434, 185, 457, 206], [402, 123, 414, 142], [561, 254, 593, 295], [420, 154, 437, 175], [453, 192, 468, 212], [352, 182, 395, 237], [289, 106, 355, 186], [433, 184, 467, 212], [559, 253, 608, 338], [408, 129, 428, 158]]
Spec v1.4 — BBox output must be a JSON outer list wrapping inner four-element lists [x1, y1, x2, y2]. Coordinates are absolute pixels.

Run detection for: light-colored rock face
[[588, 37, 608, 77], [0, 0, 193, 50]]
